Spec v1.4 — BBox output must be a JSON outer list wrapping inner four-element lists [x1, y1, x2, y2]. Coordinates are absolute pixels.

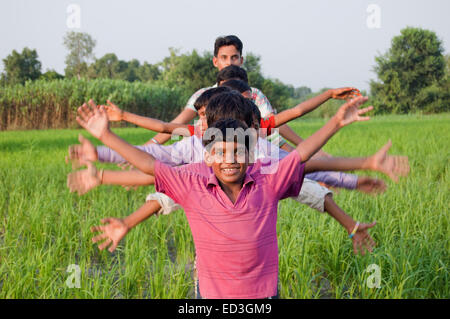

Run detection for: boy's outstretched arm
[[104, 100, 191, 136], [91, 200, 162, 252], [76, 100, 157, 175], [323, 194, 376, 255], [274, 87, 360, 127], [304, 140, 410, 182], [145, 108, 198, 145], [296, 96, 373, 163], [67, 161, 155, 195]]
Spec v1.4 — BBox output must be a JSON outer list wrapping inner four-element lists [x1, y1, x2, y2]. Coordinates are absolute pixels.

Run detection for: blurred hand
[[356, 176, 387, 194], [66, 134, 98, 169], [350, 221, 377, 255], [330, 87, 362, 100], [369, 140, 410, 182], [91, 218, 130, 253], [104, 100, 123, 122], [76, 99, 109, 140], [67, 161, 101, 195], [333, 96, 373, 128]]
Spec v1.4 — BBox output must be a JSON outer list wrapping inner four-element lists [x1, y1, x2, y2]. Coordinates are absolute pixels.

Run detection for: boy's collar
[[206, 170, 255, 188]]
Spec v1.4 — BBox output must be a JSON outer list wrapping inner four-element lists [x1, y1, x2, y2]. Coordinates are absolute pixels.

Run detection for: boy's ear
[[240, 56, 244, 66], [204, 151, 214, 167], [212, 56, 218, 68]]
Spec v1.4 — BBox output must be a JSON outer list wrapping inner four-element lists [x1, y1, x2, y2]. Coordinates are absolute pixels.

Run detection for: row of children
[[66, 35, 409, 299]]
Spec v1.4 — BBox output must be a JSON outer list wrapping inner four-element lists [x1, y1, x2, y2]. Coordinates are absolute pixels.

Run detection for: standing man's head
[[213, 35, 244, 70]]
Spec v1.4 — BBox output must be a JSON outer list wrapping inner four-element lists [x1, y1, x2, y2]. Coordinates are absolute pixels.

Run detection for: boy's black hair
[[214, 82, 260, 129], [246, 99, 261, 129], [214, 35, 243, 57], [216, 65, 248, 84], [194, 86, 231, 111], [220, 79, 251, 94], [206, 91, 254, 128], [202, 118, 252, 153]]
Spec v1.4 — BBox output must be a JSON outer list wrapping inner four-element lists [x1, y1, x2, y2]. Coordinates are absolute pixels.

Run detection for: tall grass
[[0, 79, 190, 131], [0, 114, 448, 298]]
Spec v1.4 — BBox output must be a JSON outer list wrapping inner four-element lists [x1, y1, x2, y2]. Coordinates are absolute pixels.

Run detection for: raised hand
[[369, 140, 410, 182], [66, 134, 98, 169], [356, 176, 387, 195], [333, 96, 373, 128], [350, 221, 377, 255], [330, 87, 362, 100], [76, 99, 109, 140], [67, 161, 101, 195], [91, 218, 130, 253], [104, 100, 123, 122]]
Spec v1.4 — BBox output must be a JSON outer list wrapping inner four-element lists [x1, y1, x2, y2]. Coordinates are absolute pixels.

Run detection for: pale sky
[[1, 0, 449, 92]]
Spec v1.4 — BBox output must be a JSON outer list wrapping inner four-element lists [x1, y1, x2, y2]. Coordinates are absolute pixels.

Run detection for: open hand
[[66, 134, 98, 169], [91, 218, 130, 252], [104, 100, 123, 122], [67, 161, 101, 195], [330, 87, 362, 100], [76, 99, 109, 140], [333, 96, 373, 128], [356, 176, 387, 195], [350, 221, 377, 255], [369, 140, 410, 182]]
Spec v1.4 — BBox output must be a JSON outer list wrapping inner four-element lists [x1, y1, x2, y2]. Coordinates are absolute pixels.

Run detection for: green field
[[0, 114, 449, 298]]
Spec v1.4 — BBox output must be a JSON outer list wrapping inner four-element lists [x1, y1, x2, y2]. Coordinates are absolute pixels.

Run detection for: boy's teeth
[[223, 168, 238, 173]]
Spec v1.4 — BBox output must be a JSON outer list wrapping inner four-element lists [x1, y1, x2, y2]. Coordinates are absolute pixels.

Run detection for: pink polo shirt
[[154, 151, 305, 299]]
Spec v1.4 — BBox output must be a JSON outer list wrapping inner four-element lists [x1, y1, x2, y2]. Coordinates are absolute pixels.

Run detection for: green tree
[[121, 59, 140, 82], [40, 69, 64, 81], [445, 54, 450, 77], [137, 62, 161, 82], [159, 48, 216, 92], [261, 78, 293, 111], [87, 53, 122, 79], [241, 52, 312, 110], [370, 27, 446, 113], [243, 52, 264, 89], [63, 31, 96, 79], [414, 52, 450, 113], [292, 86, 312, 99], [87, 54, 160, 82], [1, 47, 42, 85]]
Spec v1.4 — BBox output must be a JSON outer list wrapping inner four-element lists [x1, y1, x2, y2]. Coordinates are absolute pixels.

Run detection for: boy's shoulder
[[192, 83, 218, 97], [175, 161, 212, 177], [185, 85, 216, 111], [251, 150, 302, 176]]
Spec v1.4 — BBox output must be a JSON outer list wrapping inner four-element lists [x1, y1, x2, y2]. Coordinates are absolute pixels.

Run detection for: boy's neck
[[217, 177, 245, 204]]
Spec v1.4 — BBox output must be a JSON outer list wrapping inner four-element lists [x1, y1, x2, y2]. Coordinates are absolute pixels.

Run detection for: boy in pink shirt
[[75, 91, 379, 298], [155, 119, 304, 298]]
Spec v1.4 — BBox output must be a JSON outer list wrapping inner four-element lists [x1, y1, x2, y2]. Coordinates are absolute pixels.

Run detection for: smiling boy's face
[[205, 141, 248, 185]]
